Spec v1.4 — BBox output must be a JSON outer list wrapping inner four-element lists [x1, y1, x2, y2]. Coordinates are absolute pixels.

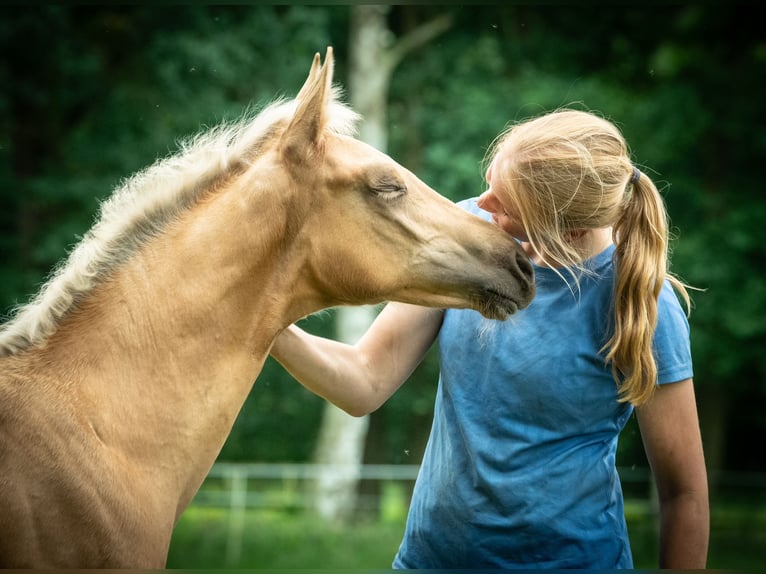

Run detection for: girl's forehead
[[487, 152, 509, 181]]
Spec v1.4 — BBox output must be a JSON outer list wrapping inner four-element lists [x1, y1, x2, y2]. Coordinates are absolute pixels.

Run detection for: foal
[[0, 48, 534, 567]]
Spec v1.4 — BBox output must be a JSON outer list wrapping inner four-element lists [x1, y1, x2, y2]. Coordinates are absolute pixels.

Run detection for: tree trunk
[[311, 4, 453, 523], [310, 305, 376, 522], [310, 5, 390, 524]]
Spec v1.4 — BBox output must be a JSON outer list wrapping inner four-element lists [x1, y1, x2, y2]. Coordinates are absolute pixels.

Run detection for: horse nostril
[[517, 251, 534, 281]]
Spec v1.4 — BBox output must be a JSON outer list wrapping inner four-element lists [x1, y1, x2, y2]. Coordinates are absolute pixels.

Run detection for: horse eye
[[373, 182, 406, 200], [368, 175, 406, 201]]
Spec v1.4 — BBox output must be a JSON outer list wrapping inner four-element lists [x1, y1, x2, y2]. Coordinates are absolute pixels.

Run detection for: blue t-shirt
[[393, 198, 693, 569]]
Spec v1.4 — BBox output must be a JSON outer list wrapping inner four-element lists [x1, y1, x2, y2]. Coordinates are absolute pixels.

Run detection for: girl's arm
[[270, 302, 445, 417], [636, 378, 710, 568]]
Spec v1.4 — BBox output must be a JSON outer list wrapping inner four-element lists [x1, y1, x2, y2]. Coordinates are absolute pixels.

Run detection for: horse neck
[[38, 175, 309, 510]]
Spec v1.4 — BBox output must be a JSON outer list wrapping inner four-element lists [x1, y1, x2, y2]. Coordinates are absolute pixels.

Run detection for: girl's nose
[[477, 190, 497, 212]]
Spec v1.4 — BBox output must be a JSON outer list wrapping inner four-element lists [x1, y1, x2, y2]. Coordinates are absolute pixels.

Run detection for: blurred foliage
[[1, 5, 765, 473]]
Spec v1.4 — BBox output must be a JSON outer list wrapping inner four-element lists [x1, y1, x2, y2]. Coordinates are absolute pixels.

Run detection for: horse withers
[[0, 47, 534, 567]]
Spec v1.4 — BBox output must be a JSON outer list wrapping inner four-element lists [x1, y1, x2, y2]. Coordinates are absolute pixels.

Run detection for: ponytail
[[606, 170, 691, 405]]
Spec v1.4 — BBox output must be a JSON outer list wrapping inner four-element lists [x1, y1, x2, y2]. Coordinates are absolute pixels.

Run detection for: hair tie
[[631, 166, 641, 185]]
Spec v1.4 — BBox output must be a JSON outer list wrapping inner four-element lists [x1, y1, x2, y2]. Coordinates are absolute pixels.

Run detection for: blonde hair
[[486, 108, 690, 405]]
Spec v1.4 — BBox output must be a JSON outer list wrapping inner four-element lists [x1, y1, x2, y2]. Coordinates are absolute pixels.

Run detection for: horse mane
[[0, 87, 360, 357]]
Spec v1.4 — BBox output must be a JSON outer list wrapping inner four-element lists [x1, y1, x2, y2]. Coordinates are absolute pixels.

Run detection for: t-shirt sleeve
[[654, 280, 694, 385]]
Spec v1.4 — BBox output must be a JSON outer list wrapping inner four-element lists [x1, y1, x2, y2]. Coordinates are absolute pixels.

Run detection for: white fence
[[192, 462, 766, 515], [193, 462, 656, 512], [194, 462, 422, 515]]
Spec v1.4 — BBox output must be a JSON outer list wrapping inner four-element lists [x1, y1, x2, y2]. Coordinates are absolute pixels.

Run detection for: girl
[[270, 109, 709, 569]]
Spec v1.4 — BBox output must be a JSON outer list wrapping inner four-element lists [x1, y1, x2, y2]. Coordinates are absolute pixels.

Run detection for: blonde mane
[[0, 89, 360, 357]]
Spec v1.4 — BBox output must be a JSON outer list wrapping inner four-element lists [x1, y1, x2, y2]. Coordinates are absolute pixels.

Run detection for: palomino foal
[[0, 48, 534, 567]]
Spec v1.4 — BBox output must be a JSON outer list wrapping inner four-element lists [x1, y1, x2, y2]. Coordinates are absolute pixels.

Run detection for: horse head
[[271, 47, 534, 322]]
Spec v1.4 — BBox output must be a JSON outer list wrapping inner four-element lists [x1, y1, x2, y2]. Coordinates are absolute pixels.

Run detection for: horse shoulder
[[0, 356, 170, 567]]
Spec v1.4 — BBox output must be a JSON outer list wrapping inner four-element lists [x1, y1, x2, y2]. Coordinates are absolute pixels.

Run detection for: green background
[[2, 4, 764, 569]]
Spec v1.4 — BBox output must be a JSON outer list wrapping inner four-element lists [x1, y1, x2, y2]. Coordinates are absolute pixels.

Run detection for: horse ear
[[294, 51, 322, 102], [280, 47, 334, 163]]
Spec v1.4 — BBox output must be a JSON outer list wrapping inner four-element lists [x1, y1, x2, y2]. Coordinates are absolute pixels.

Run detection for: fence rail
[[208, 461, 422, 481], [194, 462, 422, 509], [194, 462, 766, 511]]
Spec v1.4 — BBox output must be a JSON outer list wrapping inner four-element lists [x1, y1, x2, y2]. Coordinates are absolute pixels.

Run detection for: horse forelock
[[0, 90, 360, 357]]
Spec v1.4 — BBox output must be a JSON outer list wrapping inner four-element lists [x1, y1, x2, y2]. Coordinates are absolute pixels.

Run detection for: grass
[[167, 507, 405, 569], [167, 500, 766, 569]]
